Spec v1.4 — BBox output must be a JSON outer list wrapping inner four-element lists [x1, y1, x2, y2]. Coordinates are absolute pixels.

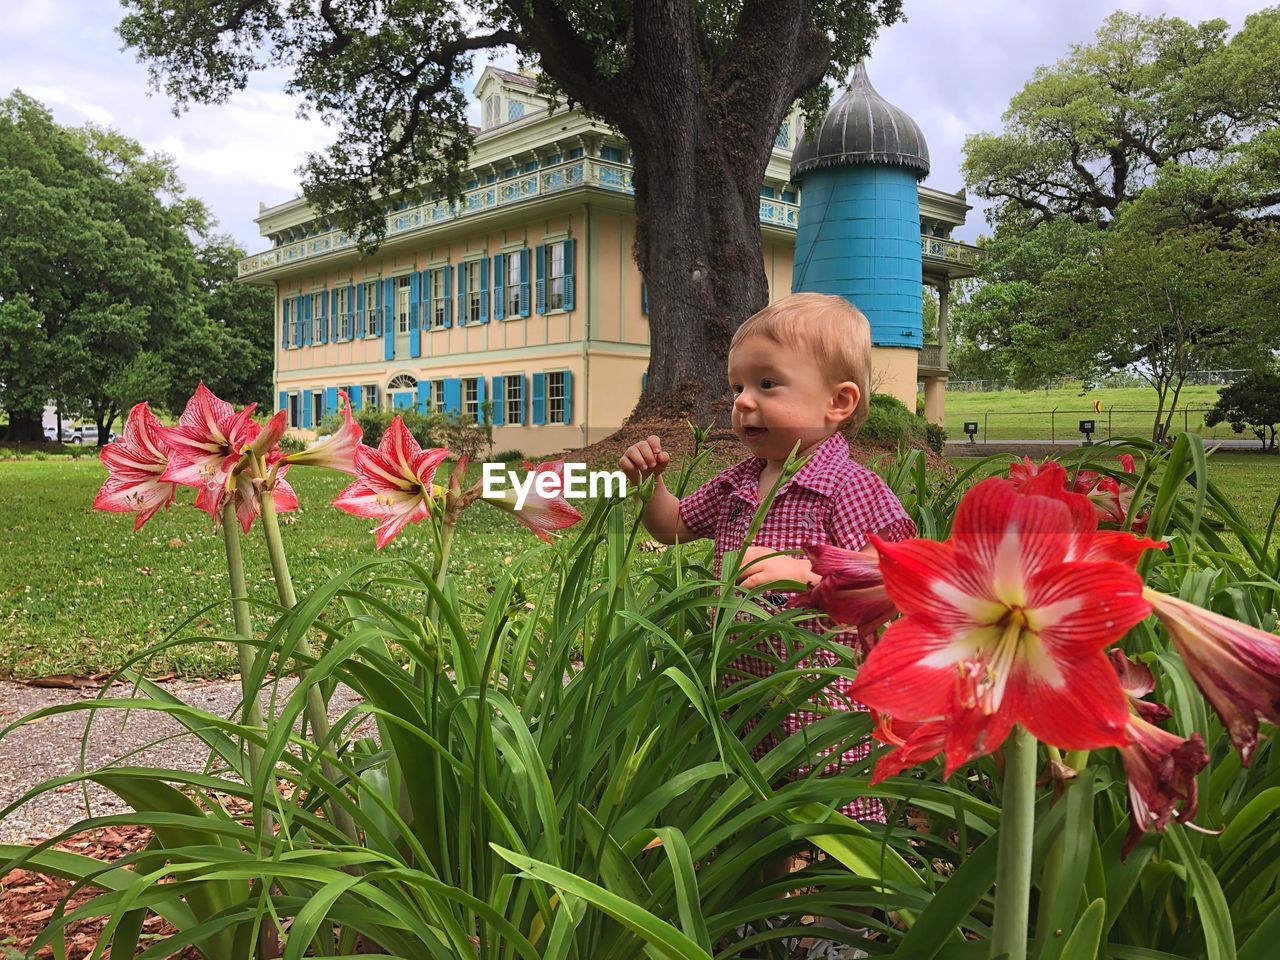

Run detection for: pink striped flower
[[283, 390, 362, 475], [332, 417, 449, 548], [93, 403, 177, 530], [160, 383, 260, 519], [479, 459, 584, 543]]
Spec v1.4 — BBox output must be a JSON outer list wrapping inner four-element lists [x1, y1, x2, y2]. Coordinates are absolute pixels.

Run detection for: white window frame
[[430, 267, 447, 329], [396, 276, 411, 334], [463, 376, 480, 422], [312, 390, 326, 422], [362, 383, 380, 411], [547, 370, 566, 424], [505, 375, 523, 426], [311, 292, 326, 341], [506, 254, 521, 317], [361, 281, 378, 337], [336, 287, 351, 339], [288, 392, 300, 428], [432, 379, 446, 415], [548, 243, 566, 311], [467, 261, 482, 324]]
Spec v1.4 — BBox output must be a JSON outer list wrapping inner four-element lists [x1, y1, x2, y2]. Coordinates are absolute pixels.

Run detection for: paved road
[[945, 438, 1265, 452]]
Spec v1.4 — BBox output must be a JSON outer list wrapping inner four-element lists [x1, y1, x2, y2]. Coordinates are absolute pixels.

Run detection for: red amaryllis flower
[[869, 712, 948, 783], [1147, 590, 1280, 766], [94, 403, 177, 530], [479, 459, 584, 543], [796, 544, 898, 636], [850, 477, 1153, 771], [332, 417, 448, 548], [1008, 456, 1051, 488], [1072, 456, 1146, 531], [283, 390, 362, 475], [1120, 712, 1209, 855], [160, 383, 260, 518]]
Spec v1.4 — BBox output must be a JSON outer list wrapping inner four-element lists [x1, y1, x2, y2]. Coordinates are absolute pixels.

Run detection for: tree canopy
[[1205, 370, 1280, 451], [954, 9, 1280, 438], [0, 92, 273, 442], [118, 0, 904, 418]]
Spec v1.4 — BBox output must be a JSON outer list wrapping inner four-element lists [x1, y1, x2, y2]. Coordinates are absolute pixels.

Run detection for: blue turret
[[790, 61, 929, 350]]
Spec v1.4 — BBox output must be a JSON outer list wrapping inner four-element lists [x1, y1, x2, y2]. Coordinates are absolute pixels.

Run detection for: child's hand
[[619, 435, 671, 486], [737, 546, 818, 590]]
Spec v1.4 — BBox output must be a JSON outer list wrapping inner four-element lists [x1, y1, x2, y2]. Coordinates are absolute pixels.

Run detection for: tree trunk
[[4, 410, 45, 442]]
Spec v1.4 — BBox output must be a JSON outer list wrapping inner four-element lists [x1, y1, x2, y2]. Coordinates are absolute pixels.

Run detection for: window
[[467, 262, 482, 324], [508, 99, 525, 121], [506, 254, 522, 316], [396, 276, 410, 333], [363, 281, 380, 337], [600, 145, 623, 163], [505, 376, 523, 426], [312, 390, 326, 422], [484, 94, 500, 128], [288, 393, 299, 428], [775, 120, 790, 148], [430, 267, 447, 328], [548, 243, 566, 311], [544, 152, 561, 166], [431, 379, 446, 415], [548, 371, 566, 424], [311, 293, 325, 342], [502, 167, 517, 179], [568, 147, 583, 160], [337, 287, 352, 339], [463, 377, 480, 422], [281, 298, 294, 347], [363, 383, 380, 411]]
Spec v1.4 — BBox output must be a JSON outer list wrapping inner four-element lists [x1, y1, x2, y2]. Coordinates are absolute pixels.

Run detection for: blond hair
[[729, 292, 872, 428]]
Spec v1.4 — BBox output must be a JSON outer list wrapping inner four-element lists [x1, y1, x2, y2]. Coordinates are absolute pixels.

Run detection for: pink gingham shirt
[[679, 432, 916, 821]]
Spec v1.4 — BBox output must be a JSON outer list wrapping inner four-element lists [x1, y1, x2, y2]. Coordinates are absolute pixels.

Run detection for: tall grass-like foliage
[[2, 433, 1278, 959]]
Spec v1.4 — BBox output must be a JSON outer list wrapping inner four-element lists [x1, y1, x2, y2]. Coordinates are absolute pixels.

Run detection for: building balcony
[[918, 343, 947, 377], [238, 156, 981, 279]]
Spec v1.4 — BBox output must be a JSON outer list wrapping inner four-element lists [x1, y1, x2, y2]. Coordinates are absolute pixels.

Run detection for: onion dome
[[791, 61, 930, 182]]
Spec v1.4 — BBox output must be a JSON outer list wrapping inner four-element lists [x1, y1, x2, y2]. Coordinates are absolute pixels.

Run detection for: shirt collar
[[724, 432, 849, 501]]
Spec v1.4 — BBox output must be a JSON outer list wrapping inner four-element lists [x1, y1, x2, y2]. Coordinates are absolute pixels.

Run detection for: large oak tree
[[118, 0, 903, 420]]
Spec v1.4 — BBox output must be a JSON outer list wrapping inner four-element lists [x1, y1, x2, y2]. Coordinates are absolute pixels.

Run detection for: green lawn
[[938, 384, 1252, 443], [2, 451, 1274, 679]]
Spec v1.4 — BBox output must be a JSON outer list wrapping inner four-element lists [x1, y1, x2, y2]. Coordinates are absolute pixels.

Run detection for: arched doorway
[[387, 373, 418, 411]]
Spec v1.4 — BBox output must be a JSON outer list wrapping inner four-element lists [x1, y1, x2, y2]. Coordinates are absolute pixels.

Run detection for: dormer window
[[484, 94, 501, 129], [508, 100, 525, 122]]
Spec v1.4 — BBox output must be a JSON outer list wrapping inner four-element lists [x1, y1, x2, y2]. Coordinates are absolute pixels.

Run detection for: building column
[[924, 376, 946, 425], [937, 278, 950, 369]]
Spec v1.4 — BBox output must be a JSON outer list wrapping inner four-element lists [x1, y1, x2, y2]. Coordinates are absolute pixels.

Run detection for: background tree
[[118, 0, 903, 421], [0, 92, 272, 442], [954, 9, 1280, 433], [1205, 370, 1280, 452]]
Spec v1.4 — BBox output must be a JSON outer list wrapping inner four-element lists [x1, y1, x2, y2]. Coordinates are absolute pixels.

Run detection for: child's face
[[727, 334, 855, 463]]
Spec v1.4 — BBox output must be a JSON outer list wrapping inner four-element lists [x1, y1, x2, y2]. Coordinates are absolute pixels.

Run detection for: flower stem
[[415, 515, 456, 690], [220, 502, 267, 783], [992, 726, 1037, 960], [258, 486, 358, 844]]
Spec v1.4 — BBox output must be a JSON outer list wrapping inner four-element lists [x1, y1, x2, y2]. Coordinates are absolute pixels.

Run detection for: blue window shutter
[[641, 282, 648, 316], [519, 249, 531, 317], [348, 384, 362, 410], [382, 279, 395, 360], [478, 257, 490, 323], [491, 376, 505, 425], [302, 295, 313, 346], [302, 389, 313, 428], [456, 263, 466, 325], [417, 379, 430, 412], [409, 271, 421, 358], [280, 303, 288, 349], [492, 254, 505, 321], [443, 264, 453, 327], [532, 372, 546, 425], [278, 390, 288, 416], [355, 283, 365, 334], [421, 269, 432, 329], [534, 244, 546, 314], [443, 378, 462, 414], [561, 370, 573, 424], [325, 386, 338, 417], [476, 376, 487, 421], [562, 238, 575, 311], [642, 370, 649, 392]]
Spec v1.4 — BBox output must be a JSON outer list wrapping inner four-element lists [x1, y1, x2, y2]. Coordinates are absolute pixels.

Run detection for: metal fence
[[946, 370, 1253, 393], [947, 405, 1262, 445]]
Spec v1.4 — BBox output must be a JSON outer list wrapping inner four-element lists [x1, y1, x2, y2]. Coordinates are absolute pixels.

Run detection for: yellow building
[[239, 67, 979, 456]]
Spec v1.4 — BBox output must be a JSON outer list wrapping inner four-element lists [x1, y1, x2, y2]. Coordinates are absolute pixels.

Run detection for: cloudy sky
[[1, 1, 1268, 253]]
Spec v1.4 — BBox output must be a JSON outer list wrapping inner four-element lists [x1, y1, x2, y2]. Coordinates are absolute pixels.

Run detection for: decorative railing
[[921, 235, 982, 268], [239, 157, 977, 278], [919, 343, 946, 372]]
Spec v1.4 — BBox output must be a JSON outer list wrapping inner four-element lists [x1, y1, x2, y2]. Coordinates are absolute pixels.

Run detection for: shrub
[[858, 392, 945, 452], [320, 405, 493, 459], [275, 433, 308, 455], [493, 449, 526, 462]]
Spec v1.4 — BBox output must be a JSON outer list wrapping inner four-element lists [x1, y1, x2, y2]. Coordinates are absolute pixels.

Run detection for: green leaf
[[1058, 898, 1104, 960]]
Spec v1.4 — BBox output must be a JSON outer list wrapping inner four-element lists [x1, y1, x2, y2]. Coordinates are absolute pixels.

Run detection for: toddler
[[619, 292, 916, 823]]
